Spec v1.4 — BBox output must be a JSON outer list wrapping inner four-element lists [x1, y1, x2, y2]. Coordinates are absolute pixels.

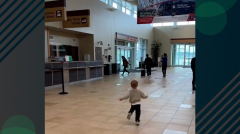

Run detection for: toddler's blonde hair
[[131, 80, 138, 89]]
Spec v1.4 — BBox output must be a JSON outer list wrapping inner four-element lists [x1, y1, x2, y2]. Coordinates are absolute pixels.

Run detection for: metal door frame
[[184, 44, 195, 67], [171, 43, 195, 67], [116, 46, 134, 71]]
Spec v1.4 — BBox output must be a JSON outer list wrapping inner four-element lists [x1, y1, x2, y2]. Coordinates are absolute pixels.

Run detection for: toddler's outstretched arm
[[140, 91, 148, 99], [119, 93, 129, 101]]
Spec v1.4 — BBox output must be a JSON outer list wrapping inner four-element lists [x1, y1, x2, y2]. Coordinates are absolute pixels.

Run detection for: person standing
[[145, 54, 152, 76], [161, 53, 168, 77], [191, 57, 196, 90], [122, 56, 130, 76]]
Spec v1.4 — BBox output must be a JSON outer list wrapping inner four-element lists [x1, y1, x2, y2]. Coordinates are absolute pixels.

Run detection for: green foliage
[[151, 40, 162, 63]]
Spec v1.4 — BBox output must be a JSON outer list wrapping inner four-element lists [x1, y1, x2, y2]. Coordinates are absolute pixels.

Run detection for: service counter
[[45, 61, 104, 87]]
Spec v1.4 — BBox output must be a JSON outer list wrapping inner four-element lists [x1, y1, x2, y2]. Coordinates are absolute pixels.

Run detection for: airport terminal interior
[[45, 0, 196, 133]]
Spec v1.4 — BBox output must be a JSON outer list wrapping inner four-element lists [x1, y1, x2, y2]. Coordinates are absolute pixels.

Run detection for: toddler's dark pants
[[128, 104, 141, 122]]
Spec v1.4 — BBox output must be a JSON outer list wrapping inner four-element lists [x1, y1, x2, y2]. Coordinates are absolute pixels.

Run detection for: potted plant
[[151, 40, 162, 67]]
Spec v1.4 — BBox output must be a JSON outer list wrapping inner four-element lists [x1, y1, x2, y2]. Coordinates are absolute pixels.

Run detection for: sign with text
[[63, 10, 90, 28], [45, 0, 66, 22], [137, 0, 195, 24], [116, 33, 138, 43]]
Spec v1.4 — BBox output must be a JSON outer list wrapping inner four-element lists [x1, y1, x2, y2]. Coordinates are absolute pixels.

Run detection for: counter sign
[[63, 10, 90, 28], [45, 0, 66, 22]]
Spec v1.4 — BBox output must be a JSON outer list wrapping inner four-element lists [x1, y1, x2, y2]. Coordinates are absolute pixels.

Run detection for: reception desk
[[45, 61, 104, 87]]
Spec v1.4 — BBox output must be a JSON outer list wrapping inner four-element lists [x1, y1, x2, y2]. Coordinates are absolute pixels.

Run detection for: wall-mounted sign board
[[45, 0, 67, 22], [171, 38, 195, 43], [116, 33, 138, 43], [63, 10, 90, 28]]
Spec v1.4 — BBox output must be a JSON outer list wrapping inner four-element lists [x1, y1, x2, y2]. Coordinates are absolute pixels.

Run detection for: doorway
[[95, 47, 102, 61], [184, 44, 195, 66], [171, 44, 195, 67], [116, 46, 133, 71]]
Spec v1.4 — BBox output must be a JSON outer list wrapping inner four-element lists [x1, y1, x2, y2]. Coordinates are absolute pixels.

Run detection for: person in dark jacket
[[191, 57, 195, 90], [144, 54, 152, 76], [161, 53, 168, 77], [122, 56, 130, 76]]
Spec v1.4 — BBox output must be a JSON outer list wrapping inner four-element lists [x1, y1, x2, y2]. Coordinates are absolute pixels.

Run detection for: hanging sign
[[137, 0, 195, 24], [63, 10, 90, 28], [45, 0, 66, 22]]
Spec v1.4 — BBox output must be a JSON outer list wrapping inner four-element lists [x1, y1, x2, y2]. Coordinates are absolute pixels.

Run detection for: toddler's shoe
[[127, 113, 132, 120]]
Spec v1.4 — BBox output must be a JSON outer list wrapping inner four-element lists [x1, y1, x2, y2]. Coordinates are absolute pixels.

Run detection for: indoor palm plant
[[151, 40, 162, 67]]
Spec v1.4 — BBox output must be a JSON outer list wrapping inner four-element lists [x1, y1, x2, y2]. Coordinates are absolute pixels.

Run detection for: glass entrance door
[[171, 44, 195, 66], [116, 47, 133, 71], [184, 44, 195, 66], [172, 44, 185, 66], [120, 49, 125, 71], [125, 49, 131, 62]]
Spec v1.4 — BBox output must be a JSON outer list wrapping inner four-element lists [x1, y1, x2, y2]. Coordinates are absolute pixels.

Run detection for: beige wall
[[45, 28, 95, 61], [153, 25, 195, 66], [48, 30, 80, 47], [45, 0, 153, 63], [79, 35, 94, 61]]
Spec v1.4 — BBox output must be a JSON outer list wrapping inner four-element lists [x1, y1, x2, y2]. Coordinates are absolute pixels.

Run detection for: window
[[172, 44, 195, 66], [100, 0, 108, 4], [153, 21, 195, 27], [122, 7, 125, 13], [100, 0, 139, 19], [189, 21, 195, 25], [126, 2, 132, 10], [113, 2, 117, 9], [122, 1, 126, 6], [176, 21, 196, 25], [133, 5, 137, 14], [133, 6, 137, 18], [126, 9, 130, 15], [163, 22, 174, 26], [113, 0, 122, 10], [136, 43, 143, 67], [136, 39, 147, 67], [114, 0, 122, 3], [177, 21, 189, 25], [133, 5, 137, 11], [134, 13, 137, 18], [153, 23, 163, 27]]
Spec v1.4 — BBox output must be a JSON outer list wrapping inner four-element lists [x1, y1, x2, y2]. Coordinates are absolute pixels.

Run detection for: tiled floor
[[45, 67, 195, 134]]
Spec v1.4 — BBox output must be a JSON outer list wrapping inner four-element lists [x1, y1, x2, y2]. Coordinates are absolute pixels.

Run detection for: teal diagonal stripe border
[[0, 0, 43, 42], [0, 16, 45, 63], [0, 0, 17, 17], [0, 0, 9, 8], [196, 73, 240, 134], [0, 0, 44, 63]]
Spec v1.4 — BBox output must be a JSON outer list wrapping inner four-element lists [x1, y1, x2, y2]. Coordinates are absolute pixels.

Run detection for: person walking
[[161, 53, 168, 77], [119, 80, 148, 125], [191, 57, 196, 90], [144, 54, 152, 76], [122, 56, 130, 76]]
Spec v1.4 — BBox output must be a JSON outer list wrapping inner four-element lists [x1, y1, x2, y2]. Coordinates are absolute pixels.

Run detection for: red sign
[[137, 17, 154, 24], [187, 14, 195, 21]]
